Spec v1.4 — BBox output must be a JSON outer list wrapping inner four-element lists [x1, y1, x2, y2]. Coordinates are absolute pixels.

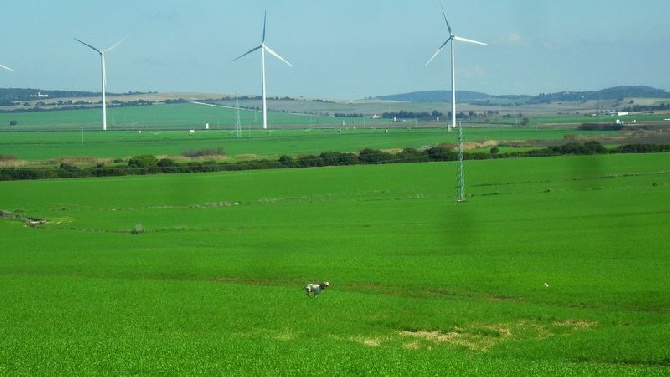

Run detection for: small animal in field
[[305, 282, 330, 298]]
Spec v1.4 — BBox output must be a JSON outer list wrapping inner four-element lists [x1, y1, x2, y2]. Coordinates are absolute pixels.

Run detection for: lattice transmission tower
[[457, 121, 466, 202], [235, 97, 242, 138]]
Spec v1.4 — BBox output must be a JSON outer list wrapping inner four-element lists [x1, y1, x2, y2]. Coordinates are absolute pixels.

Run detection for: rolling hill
[[375, 86, 670, 103]]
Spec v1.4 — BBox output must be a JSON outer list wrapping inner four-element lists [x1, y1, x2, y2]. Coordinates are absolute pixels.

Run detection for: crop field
[[2, 101, 665, 163], [0, 125, 620, 162], [3, 98, 668, 133], [1, 153, 669, 374], [0, 102, 387, 132]]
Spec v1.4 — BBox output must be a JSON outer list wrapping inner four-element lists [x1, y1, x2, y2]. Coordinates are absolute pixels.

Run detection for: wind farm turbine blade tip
[[264, 45, 292, 66], [233, 45, 263, 61], [439, 1, 452, 34], [74, 38, 102, 53], [105, 37, 127, 52], [262, 11, 267, 42], [426, 39, 450, 66], [425, 49, 442, 66], [426, 52, 438, 65], [454, 36, 487, 45]]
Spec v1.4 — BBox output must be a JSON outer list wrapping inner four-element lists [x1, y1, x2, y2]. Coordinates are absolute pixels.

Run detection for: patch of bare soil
[[456, 140, 501, 151], [48, 157, 114, 165], [351, 336, 383, 347], [553, 319, 598, 329], [0, 159, 27, 168], [615, 126, 670, 144], [399, 328, 508, 352], [463, 125, 670, 149], [167, 155, 229, 163], [396, 320, 598, 352], [235, 154, 260, 160]]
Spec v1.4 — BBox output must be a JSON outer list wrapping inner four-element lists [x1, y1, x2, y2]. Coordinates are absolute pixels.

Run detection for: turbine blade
[[262, 11, 267, 42], [74, 38, 102, 54], [0, 63, 14, 72], [104, 37, 127, 52], [425, 39, 451, 66], [453, 35, 487, 46], [439, 1, 453, 35], [233, 45, 262, 61], [263, 45, 292, 66]]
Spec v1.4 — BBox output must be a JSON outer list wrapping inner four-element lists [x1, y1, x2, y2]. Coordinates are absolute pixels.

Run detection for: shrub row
[[578, 123, 625, 131], [1, 142, 668, 181]]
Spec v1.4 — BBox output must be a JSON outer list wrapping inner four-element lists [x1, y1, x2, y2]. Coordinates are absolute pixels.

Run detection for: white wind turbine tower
[[426, 2, 486, 132], [74, 37, 125, 131], [234, 11, 292, 130], [426, 3, 486, 202]]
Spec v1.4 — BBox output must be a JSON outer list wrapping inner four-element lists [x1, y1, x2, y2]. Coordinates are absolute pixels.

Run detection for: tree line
[[1, 142, 668, 182], [382, 111, 444, 120], [620, 103, 670, 112]]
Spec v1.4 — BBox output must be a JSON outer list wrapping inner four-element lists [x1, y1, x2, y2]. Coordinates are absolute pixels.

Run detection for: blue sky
[[1, 0, 668, 99]]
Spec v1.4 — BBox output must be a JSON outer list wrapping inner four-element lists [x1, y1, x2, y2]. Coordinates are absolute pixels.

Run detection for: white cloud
[[504, 33, 524, 46]]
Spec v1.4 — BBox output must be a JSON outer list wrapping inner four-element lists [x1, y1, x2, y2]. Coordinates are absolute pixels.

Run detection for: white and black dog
[[305, 282, 330, 298]]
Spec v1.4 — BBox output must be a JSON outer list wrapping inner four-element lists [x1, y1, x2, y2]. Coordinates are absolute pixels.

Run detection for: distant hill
[[2, 85, 668, 107], [376, 86, 670, 104], [0, 88, 156, 105], [375, 90, 491, 102], [529, 86, 670, 103]]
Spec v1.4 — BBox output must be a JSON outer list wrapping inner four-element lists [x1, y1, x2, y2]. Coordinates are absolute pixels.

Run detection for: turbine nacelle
[[233, 11, 292, 130], [425, 1, 486, 134], [74, 37, 125, 131], [74, 37, 125, 55], [233, 44, 292, 67], [431, 1, 486, 201], [425, 4, 486, 67], [233, 11, 292, 67]]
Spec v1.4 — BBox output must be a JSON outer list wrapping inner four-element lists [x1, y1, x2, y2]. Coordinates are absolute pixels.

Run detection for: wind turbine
[[234, 11, 292, 130], [74, 37, 125, 131], [0, 63, 13, 72], [426, 2, 486, 132]]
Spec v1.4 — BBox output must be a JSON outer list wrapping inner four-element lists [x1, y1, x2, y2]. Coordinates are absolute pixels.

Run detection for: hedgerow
[[0, 142, 668, 181]]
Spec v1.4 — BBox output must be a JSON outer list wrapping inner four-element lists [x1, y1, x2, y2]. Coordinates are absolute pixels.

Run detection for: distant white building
[[617, 111, 629, 116]]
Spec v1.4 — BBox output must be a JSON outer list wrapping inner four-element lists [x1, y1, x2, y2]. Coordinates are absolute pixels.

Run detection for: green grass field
[[1, 101, 653, 163], [0, 102, 387, 131], [0, 125, 618, 162], [1, 153, 669, 374], [3, 99, 667, 133]]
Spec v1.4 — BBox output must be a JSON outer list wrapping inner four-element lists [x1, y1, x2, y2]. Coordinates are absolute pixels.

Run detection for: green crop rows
[[0, 126, 618, 162], [1, 152, 669, 374], [0, 102, 386, 131]]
